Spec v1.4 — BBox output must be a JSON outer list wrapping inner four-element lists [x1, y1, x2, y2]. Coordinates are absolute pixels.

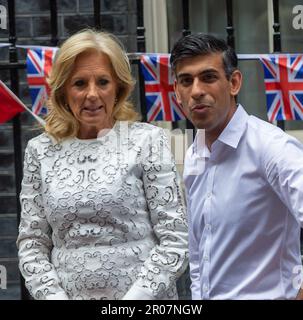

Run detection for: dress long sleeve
[[122, 128, 188, 299], [17, 141, 69, 300]]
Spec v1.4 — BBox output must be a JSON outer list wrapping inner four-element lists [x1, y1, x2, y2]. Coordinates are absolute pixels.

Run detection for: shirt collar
[[192, 129, 210, 158], [217, 104, 248, 149], [192, 104, 248, 157]]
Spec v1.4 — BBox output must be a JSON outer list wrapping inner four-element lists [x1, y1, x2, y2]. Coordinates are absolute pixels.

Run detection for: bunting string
[[1, 43, 303, 123]]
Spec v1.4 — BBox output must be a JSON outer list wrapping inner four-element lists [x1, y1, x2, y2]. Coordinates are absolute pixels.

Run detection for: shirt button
[[205, 224, 212, 231], [207, 192, 212, 198], [203, 285, 208, 293], [203, 255, 209, 262]]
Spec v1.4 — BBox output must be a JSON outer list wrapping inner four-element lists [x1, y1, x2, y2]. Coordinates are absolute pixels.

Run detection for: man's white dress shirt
[[184, 104, 303, 299]]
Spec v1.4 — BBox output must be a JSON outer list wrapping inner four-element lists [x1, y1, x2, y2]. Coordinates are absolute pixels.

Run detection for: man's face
[[174, 53, 242, 138]]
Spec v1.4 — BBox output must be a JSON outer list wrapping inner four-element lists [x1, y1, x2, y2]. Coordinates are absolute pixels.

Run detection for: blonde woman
[[17, 29, 188, 300]]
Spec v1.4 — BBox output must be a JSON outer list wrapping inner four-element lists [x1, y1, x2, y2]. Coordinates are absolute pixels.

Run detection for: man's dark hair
[[170, 33, 238, 79]]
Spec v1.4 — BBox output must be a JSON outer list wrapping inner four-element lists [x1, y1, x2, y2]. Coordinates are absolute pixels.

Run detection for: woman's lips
[[82, 106, 103, 114]]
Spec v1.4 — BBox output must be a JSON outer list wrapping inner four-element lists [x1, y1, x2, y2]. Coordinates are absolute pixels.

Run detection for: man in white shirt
[[170, 33, 303, 299]]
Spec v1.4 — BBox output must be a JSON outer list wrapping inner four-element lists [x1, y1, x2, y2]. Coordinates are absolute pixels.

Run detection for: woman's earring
[[114, 98, 118, 105]]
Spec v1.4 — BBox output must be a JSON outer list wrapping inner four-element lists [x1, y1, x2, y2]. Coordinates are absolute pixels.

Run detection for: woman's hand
[[296, 288, 303, 300]]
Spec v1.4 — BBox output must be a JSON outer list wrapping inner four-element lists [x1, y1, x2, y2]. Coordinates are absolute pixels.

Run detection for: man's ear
[[174, 80, 182, 104], [229, 70, 242, 97]]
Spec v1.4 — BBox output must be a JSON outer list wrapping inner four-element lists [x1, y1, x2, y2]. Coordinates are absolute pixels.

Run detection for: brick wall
[[0, 0, 137, 46]]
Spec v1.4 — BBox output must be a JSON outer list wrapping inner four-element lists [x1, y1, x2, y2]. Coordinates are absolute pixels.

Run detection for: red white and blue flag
[[26, 47, 57, 115], [0, 80, 24, 123], [260, 54, 303, 121], [140, 54, 186, 121]]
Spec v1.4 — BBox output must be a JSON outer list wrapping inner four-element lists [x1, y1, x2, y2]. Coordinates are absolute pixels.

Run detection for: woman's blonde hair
[[45, 29, 140, 141]]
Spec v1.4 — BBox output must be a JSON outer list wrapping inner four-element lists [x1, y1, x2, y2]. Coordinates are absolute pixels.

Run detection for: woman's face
[[65, 50, 118, 139]]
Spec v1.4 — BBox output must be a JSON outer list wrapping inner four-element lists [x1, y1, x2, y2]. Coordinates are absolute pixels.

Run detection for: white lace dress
[[17, 121, 188, 300]]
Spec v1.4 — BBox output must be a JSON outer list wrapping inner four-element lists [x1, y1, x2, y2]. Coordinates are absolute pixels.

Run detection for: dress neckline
[[74, 121, 120, 142]]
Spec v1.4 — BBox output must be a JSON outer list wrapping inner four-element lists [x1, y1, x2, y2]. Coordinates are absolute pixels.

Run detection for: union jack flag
[[140, 54, 186, 121], [260, 54, 303, 121], [26, 47, 57, 115]]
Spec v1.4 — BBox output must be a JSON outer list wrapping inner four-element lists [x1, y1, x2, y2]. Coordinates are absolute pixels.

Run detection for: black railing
[[136, 0, 147, 122], [182, 0, 194, 132], [182, 0, 190, 37], [50, 0, 59, 47], [7, 0, 26, 300], [93, 0, 101, 30], [272, 0, 284, 130], [225, 0, 235, 49]]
